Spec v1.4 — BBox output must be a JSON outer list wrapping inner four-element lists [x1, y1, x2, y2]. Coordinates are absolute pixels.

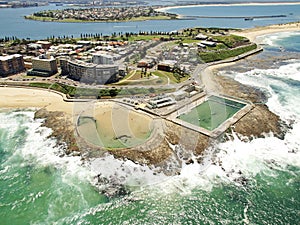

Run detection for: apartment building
[[0, 54, 25, 76], [28, 54, 58, 76]]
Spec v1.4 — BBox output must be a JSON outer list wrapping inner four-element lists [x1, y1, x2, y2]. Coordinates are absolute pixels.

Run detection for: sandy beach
[[198, 21, 300, 95], [231, 22, 300, 42], [0, 87, 74, 115], [156, 2, 300, 12]]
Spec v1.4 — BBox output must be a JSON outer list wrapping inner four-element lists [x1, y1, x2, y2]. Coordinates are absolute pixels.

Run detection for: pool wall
[[167, 94, 253, 137]]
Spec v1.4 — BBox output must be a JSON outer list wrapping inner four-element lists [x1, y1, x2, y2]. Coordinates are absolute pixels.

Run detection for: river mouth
[[77, 102, 154, 149]]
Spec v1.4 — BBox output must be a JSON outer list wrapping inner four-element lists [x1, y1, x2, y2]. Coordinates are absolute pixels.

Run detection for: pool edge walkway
[[166, 95, 254, 138]]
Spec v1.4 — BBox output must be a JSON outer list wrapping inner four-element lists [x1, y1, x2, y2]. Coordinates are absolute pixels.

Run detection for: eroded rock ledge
[[34, 73, 289, 175], [212, 72, 288, 139]]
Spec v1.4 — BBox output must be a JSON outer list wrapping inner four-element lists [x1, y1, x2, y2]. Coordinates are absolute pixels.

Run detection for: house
[[137, 58, 155, 68], [77, 40, 91, 46], [36, 41, 52, 50], [197, 43, 207, 48], [195, 33, 208, 40], [157, 60, 177, 72], [201, 40, 217, 47]]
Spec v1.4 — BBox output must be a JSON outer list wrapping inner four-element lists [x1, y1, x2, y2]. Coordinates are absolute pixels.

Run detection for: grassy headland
[[199, 43, 257, 63]]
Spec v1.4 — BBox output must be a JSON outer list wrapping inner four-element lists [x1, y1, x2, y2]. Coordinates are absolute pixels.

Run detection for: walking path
[[198, 46, 263, 93]]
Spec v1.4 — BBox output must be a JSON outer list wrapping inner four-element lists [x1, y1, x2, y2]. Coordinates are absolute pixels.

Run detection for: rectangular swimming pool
[[177, 96, 246, 131]]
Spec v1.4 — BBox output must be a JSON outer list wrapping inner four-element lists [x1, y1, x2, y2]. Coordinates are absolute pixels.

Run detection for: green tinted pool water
[[178, 96, 246, 131]]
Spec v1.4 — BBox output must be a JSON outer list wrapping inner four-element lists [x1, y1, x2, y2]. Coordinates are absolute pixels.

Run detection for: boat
[[244, 17, 254, 21]]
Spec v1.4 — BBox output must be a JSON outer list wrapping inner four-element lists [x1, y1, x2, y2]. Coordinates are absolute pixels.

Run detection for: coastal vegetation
[[24, 6, 178, 23], [199, 43, 257, 63], [116, 69, 189, 86], [27, 82, 174, 98]]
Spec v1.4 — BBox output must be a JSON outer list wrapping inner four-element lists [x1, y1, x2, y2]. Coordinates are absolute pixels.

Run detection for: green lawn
[[153, 70, 190, 83], [212, 34, 249, 48], [199, 44, 257, 63], [178, 96, 245, 131], [181, 39, 200, 44]]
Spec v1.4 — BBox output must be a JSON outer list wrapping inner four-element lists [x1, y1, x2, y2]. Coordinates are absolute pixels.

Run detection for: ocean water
[[1, 32, 300, 224], [0, 111, 108, 224], [0, 3, 300, 39]]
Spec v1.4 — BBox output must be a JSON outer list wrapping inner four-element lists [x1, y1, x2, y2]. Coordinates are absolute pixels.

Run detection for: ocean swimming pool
[[177, 96, 246, 131]]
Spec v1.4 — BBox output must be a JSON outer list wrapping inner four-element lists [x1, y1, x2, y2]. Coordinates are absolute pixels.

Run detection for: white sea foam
[[232, 60, 300, 121], [2, 55, 300, 198], [257, 31, 300, 47], [0, 111, 93, 183], [89, 155, 168, 191], [145, 123, 300, 195], [138, 58, 300, 195], [235, 61, 300, 82]]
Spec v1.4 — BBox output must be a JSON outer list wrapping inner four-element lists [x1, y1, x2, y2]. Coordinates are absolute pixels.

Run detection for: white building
[[201, 40, 216, 47], [29, 54, 58, 76], [195, 34, 208, 40], [60, 58, 118, 84], [172, 90, 187, 101], [92, 53, 114, 65]]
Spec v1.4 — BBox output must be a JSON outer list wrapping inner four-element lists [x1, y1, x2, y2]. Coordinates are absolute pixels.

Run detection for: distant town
[[25, 6, 178, 22], [0, 0, 149, 8], [0, 0, 208, 9]]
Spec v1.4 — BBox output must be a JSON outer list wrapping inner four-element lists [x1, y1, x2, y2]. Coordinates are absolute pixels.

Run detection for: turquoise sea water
[[0, 112, 107, 224], [1, 32, 300, 224], [0, 3, 300, 39]]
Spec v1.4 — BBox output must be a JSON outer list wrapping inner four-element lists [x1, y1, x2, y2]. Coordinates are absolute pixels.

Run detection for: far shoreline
[[156, 2, 300, 13], [230, 21, 300, 42]]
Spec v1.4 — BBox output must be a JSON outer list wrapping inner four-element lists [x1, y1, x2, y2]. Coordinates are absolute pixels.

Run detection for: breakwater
[[181, 14, 287, 20]]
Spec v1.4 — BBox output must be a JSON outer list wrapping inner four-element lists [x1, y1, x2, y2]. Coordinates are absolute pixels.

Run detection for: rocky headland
[[34, 69, 288, 176]]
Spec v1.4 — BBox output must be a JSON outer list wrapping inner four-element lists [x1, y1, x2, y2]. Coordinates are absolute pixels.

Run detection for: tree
[[149, 87, 155, 93], [109, 89, 119, 97]]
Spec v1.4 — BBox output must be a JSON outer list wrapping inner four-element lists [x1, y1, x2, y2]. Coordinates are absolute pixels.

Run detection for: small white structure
[[195, 34, 208, 40], [197, 43, 207, 48], [77, 40, 91, 46], [172, 90, 187, 101], [201, 41, 217, 47], [147, 97, 176, 109]]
